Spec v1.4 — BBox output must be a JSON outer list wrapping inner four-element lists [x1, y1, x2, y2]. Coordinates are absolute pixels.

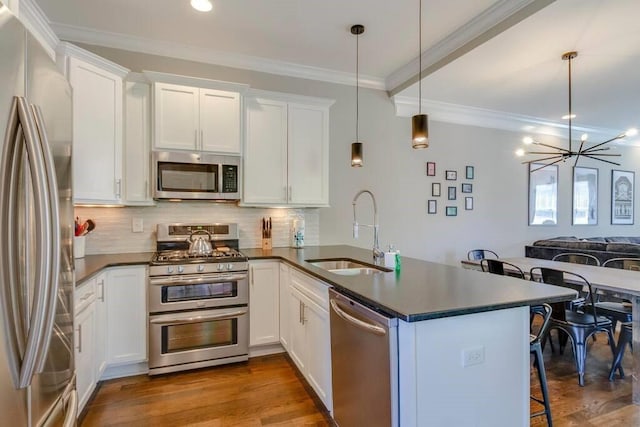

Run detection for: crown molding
[[386, 0, 555, 95], [49, 22, 386, 91], [18, 0, 59, 60], [247, 89, 335, 108], [392, 95, 624, 143], [142, 70, 249, 94], [57, 41, 129, 77]]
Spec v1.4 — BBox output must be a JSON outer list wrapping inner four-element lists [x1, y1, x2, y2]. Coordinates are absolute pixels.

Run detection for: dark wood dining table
[[462, 256, 640, 404]]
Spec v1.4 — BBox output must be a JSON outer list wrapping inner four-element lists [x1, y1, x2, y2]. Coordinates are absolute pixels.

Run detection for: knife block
[[262, 237, 272, 251]]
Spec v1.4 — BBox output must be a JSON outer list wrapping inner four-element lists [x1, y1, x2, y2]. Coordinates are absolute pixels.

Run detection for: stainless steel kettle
[[188, 229, 213, 256]]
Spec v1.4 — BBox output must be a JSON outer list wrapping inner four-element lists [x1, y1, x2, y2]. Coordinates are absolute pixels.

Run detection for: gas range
[[149, 222, 248, 276]]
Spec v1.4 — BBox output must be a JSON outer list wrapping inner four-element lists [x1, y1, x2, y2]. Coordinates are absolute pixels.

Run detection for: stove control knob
[[227, 263, 233, 271], [167, 266, 174, 274], [217, 264, 224, 271], [177, 265, 184, 274], [197, 265, 205, 272]]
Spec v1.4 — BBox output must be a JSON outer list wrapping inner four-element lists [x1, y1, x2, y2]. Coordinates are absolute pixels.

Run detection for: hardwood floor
[[82, 336, 639, 427]]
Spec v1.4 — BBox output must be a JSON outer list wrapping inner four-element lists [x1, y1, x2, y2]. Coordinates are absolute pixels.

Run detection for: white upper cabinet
[[243, 91, 333, 207], [153, 82, 241, 154], [124, 80, 154, 205], [63, 44, 128, 204]]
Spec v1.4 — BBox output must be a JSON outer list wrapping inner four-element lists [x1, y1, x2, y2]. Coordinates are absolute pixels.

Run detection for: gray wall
[[77, 43, 640, 263]]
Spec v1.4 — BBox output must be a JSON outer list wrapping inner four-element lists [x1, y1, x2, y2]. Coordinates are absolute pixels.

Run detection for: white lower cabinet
[[94, 272, 108, 380], [74, 277, 97, 413], [106, 266, 147, 365], [288, 268, 332, 412], [279, 263, 291, 350], [249, 261, 280, 346]]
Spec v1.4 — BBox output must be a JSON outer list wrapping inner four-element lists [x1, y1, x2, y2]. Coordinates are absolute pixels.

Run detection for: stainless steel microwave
[[152, 151, 241, 201]]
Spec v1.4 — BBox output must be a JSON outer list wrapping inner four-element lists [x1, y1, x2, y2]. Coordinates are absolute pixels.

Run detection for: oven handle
[[149, 308, 248, 325], [149, 273, 248, 286]]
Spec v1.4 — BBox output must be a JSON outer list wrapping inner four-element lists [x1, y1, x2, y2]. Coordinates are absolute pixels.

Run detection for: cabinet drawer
[[75, 277, 97, 313], [290, 268, 329, 309]]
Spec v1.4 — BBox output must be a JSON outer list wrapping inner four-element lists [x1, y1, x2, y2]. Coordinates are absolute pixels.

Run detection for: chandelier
[[518, 51, 637, 172]]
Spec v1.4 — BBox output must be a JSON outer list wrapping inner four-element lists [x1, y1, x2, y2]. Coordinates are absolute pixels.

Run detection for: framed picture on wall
[[432, 183, 441, 197], [446, 206, 457, 216], [573, 166, 598, 225], [461, 183, 472, 193], [445, 170, 457, 180], [426, 162, 436, 176], [448, 186, 456, 200], [528, 162, 558, 226], [428, 200, 437, 214], [465, 197, 473, 210], [466, 166, 474, 180], [611, 169, 634, 225]]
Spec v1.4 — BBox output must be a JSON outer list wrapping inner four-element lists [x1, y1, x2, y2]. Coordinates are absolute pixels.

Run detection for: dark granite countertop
[[242, 245, 577, 322], [75, 252, 154, 284]]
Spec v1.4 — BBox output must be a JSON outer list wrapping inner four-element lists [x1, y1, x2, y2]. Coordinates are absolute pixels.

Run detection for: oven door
[[149, 272, 248, 312], [148, 306, 248, 372]]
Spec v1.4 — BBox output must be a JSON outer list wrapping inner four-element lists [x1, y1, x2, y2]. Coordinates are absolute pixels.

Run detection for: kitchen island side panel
[[398, 306, 529, 427]]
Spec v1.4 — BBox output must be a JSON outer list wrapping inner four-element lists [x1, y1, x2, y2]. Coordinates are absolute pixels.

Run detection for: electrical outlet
[[132, 217, 143, 233], [462, 346, 485, 367]]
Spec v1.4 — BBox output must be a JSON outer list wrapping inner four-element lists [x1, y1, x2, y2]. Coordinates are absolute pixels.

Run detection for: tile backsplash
[[75, 203, 319, 254]]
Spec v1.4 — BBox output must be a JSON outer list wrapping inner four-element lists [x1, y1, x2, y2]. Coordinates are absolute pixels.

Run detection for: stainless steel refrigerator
[[0, 3, 76, 426]]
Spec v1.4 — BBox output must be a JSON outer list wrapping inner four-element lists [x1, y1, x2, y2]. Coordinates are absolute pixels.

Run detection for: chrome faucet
[[352, 190, 383, 260]]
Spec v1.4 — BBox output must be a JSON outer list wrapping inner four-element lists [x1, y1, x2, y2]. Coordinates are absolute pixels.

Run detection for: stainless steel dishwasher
[[329, 289, 398, 427]]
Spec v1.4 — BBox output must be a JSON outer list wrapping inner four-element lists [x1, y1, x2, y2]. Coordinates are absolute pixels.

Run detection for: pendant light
[[412, 0, 429, 148], [351, 24, 364, 167]]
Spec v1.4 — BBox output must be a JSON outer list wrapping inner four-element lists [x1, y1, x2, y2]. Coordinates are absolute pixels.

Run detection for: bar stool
[[609, 322, 633, 381], [530, 304, 553, 426]]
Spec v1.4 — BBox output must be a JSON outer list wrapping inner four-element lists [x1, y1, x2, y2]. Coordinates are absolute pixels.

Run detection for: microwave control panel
[[222, 165, 238, 193]]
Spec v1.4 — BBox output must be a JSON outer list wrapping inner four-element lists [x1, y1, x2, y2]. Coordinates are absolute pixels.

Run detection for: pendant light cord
[[418, 0, 422, 115], [356, 32, 359, 142], [568, 54, 572, 153]]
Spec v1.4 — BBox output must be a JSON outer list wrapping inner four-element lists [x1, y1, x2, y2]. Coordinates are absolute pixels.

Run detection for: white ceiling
[[32, 0, 640, 136]]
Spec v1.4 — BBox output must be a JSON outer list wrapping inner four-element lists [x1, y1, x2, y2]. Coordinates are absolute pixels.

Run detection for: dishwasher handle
[[330, 299, 386, 336]]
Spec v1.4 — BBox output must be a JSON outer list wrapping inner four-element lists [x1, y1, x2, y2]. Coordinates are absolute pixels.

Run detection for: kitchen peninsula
[[74, 245, 575, 426]]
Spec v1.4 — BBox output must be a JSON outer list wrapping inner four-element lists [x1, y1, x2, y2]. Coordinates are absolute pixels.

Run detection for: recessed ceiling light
[[562, 114, 576, 120], [191, 0, 213, 12]]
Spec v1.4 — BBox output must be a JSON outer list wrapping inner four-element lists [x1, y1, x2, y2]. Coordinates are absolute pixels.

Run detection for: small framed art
[[461, 183, 472, 193], [466, 166, 474, 180], [445, 170, 457, 180], [448, 186, 456, 200], [427, 200, 437, 214], [611, 169, 634, 225], [465, 197, 473, 210], [426, 162, 436, 176], [432, 183, 441, 197], [446, 206, 457, 216]]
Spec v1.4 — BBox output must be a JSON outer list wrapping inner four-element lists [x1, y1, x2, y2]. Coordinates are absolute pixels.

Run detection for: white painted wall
[[75, 43, 640, 262]]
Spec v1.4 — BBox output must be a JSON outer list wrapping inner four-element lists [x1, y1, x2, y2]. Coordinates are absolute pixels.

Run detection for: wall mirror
[[528, 163, 558, 225], [573, 166, 598, 225]]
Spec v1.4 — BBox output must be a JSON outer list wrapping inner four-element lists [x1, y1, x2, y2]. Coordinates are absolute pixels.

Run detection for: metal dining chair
[[552, 252, 600, 266], [480, 259, 525, 279], [529, 267, 619, 386], [530, 304, 554, 426], [467, 249, 499, 261], [609, 322, 633, 381]]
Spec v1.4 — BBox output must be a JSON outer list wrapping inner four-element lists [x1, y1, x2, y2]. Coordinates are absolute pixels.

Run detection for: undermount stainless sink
[[306, 258, 392, 275]]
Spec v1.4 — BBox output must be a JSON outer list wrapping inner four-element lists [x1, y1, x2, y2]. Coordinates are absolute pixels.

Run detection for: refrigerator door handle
[[0, 97, 25, 387], [61, 389, 78, 427], [14, 97, 53, 389], [31, 104, 61, 374]]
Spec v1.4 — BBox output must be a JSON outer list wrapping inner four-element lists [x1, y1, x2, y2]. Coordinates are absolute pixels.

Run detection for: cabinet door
[[288, 287, 306, 373], [124, 82, 153, 204], [69, 57, 123, 203], [154, 82, 199, 150], [200, 89, 241, 154], [106, 266, 147, 365], [75, 303, 95, 413], [302, 297, 332, 411], [249, 261, 280, 346], [94, 273, 107, 380], [287, 103, 329, 206], [279, 263, 291, 350], [243, 97, 288, 204]]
